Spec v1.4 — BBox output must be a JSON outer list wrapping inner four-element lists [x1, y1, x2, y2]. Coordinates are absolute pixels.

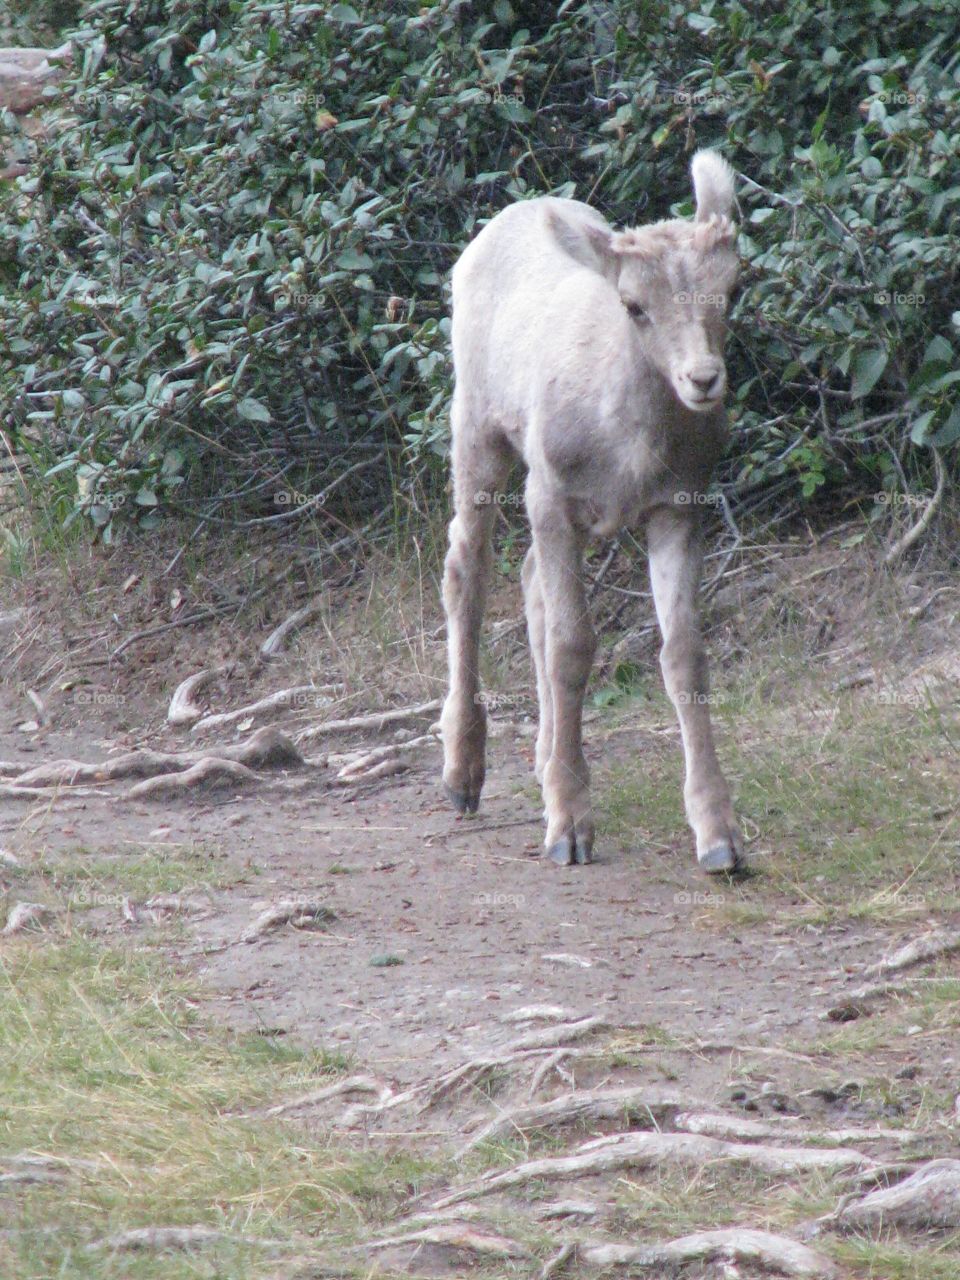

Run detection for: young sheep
[[441, 150, 743, 873]]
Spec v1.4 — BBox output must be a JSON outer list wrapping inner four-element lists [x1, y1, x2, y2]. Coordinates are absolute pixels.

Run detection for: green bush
[[0, 0, 957, 538]]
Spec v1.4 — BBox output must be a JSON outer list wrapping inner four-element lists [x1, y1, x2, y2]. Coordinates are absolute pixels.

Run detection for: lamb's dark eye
[[623, 299, 647, 321]]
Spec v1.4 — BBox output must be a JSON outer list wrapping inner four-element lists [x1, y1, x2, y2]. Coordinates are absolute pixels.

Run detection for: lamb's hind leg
[[647, 507, 742, 873], [440, 422, 509, 814], [527, 481, 596, 866]]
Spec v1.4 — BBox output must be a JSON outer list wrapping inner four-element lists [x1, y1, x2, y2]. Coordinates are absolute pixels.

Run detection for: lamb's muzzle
[[441, 149, 744, 874]]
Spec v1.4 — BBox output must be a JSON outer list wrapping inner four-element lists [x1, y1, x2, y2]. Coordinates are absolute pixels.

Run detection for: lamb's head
[[584, 150, 739, 414]]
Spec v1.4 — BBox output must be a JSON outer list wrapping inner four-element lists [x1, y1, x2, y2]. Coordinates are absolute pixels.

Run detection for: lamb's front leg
[[647, 506, 742, 873], [440, 428, 505, 814], [527, 483, 596, 865]]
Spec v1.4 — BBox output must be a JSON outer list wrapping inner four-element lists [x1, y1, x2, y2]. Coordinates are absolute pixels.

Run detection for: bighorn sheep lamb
[[441, 150, 743, 873]]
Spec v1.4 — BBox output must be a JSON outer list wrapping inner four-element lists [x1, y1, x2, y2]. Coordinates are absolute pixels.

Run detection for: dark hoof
[[698, 842, 739, 874], [443, 781, 480, 815], [546, 834, 593, 866]]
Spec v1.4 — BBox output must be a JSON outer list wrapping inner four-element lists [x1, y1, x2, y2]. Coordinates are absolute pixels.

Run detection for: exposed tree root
[[539, 1241, 577, 1279], [866, 928, 960, 978], [433, 1131, 873, 1208], [824, 982, 900, 1021], [528, 1047, 581, 1097], [674, 1111, 925, 1147], [416, 1020, 607, 1108], [336, 758, 407, 784], [508, 1015, 607, 1051], [365, 1222, 530, 1259], [167, 667, 228, 725], [827, 932, 960, 1019], [338, 1087, 421, 1127], [833, 1158, 960, 1231], [263, 1075, 394, 1118], [240, 899, 336, 944], [1, 1154, 105, 1176], [502, 1005, 575, 1024], [0, 1168, 63, 1185], [0, 783, 110, 800], [883, 445, 946, 565], [128, 758, 257, 799], [331, 732, 438, 784], [191, 685, 340, 735], [422, 1045, 590, 1108], [260, 602, 325, 662], [86, 1226, 286, 1253], [576, 1228, 838, 1277], [4, 726, 303, 790], [535, 1199, 600, 1221], [458, 1084, 695, 1156], [3, 902, 52, 934], [294, 699, 441, 744], [837, 1161, 922, 1192]]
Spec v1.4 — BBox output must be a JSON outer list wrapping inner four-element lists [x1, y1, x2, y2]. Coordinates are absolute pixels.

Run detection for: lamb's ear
[[543, 204, 616, 275], [691, 149, 736, 223]]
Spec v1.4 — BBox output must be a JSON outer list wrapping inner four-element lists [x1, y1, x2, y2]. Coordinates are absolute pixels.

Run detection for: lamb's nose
[[690, 371, 719, 395]]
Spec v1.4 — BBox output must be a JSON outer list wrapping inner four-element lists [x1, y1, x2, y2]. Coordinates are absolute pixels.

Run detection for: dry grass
[[0, 931, 430, 1279]]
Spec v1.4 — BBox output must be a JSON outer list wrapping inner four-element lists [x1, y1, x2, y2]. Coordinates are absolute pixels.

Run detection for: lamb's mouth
[[680, 391, 723, 413]]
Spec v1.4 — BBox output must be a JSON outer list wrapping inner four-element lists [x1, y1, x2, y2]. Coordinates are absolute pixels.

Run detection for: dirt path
[[3, 669, 959, 1276]]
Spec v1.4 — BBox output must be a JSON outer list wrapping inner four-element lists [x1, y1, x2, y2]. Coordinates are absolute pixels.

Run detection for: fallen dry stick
[[433, 1131, 873, 1208], [295, 699, 441, 744], [577, 1228, 838, 1278], [833, 1158, 960, 1231]]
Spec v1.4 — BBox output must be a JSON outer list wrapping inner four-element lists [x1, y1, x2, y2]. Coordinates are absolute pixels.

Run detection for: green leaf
[[927, 403, 960, 447], [909, 409, 936, 445], [850, 349, 888, 399], [922, 336, 953, 365], [237, 397, 272, 423]]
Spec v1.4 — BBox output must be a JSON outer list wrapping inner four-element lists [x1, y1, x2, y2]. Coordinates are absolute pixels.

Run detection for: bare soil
[[1, 530, 959, 1277]]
